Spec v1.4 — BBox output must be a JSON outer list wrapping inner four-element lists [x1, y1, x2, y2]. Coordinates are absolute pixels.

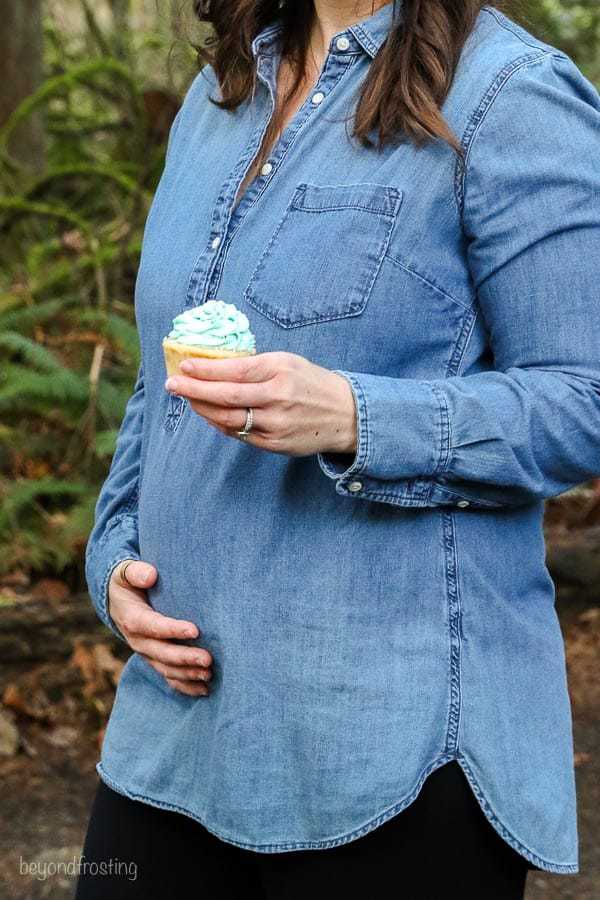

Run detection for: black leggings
[[75, 761, 531, 899]]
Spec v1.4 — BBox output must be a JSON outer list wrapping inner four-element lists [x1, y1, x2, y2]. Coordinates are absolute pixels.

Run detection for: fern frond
[[0, 332, 68, 370], [0, 197, 91, 234], [0, 364, 89, 411], [0, 59, 142, 151], [0, 476, 88, 534], [26, 164, 140, 200]]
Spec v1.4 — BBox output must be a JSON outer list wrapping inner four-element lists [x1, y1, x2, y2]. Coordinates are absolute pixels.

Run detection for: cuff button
[[457, 499, 470, 508], [348, 480, 363, 493]]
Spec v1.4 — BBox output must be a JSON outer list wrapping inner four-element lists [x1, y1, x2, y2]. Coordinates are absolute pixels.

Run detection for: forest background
[[0, 3, 599, 899]]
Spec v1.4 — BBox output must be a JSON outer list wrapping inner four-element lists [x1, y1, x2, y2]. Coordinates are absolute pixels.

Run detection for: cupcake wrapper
[[162, 337, 256, 376]]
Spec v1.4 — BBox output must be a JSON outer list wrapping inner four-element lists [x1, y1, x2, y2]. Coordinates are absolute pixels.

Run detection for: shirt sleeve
[[84, 362, 145, 641], [318, 51, 600, 509], [83, 74, 198, 637]]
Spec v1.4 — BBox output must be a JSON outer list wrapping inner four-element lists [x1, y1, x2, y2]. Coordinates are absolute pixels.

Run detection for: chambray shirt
[[85, 1, 600, 873]]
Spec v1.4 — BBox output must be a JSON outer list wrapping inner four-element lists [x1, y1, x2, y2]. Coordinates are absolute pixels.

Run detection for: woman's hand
[[108, 560, 213, 697], [164, 351, 357, 456]]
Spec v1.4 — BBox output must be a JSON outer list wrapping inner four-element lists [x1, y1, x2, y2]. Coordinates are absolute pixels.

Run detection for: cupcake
[[162, 299, 256, 376]]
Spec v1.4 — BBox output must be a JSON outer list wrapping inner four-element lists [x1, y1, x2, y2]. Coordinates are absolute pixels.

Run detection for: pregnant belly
[[137, 411, 448, 706]]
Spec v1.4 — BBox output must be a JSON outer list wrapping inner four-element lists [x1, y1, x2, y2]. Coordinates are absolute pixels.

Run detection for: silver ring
[[235, 407, 253, 438]]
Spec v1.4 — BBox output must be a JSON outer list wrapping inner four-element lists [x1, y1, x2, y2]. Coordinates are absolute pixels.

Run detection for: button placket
[[202, 45, 357, 316], [222, 45, 355, 240]]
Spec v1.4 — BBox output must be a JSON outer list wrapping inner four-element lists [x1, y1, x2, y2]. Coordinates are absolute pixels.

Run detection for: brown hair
[[192, 1, 524, 167]]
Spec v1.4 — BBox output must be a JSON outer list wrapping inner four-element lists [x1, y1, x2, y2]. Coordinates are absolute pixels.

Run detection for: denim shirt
[[85, 2, 600, 873]]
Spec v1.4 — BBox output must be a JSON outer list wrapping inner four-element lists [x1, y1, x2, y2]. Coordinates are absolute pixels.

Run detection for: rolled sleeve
[[317, 370, 447, 494]]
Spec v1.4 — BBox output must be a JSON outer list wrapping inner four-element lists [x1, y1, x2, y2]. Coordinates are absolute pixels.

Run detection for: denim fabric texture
[[84, 1, 600, 874]]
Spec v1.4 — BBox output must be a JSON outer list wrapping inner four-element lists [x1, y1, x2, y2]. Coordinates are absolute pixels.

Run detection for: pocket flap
[[292, 182, 403, 217]]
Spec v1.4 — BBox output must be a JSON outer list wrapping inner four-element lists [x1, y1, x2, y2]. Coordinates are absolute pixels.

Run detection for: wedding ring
[[119, 560, 135, 585], [235, 407, 253, 438]]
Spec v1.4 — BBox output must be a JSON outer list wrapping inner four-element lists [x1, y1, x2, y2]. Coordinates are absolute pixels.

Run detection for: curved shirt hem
[[95, 755, 578, 874]]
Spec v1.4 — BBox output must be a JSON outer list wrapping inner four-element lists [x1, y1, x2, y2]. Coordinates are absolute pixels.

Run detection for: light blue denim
[[85, 1, 600, 873]]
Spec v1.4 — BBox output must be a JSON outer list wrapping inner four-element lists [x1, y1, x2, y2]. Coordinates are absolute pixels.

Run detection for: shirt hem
[[95, 755, 578, 874]]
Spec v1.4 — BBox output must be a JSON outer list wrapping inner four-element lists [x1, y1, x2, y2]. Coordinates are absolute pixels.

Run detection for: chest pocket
[[243, 182, 403, 328]]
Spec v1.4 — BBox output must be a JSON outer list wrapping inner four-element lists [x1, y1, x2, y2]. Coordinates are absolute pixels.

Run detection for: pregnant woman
[[77, 1, 600, 897]]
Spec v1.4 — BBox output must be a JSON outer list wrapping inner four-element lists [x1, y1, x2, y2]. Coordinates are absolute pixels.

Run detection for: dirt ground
[[0, 595, 598, 900]]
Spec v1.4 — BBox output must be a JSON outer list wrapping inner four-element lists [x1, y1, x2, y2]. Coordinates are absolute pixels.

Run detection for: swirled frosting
[[166, 300, 256, 352]]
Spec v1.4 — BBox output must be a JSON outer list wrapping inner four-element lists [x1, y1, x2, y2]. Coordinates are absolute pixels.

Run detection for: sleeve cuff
[[317, 370, 369, 480], [317, 370, 449, 491]]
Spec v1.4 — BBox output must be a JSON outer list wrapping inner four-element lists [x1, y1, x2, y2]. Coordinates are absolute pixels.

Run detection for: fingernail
[[183, 627, 197, 638], [165, 377, 177, 391], [180, 360, 193, 373]]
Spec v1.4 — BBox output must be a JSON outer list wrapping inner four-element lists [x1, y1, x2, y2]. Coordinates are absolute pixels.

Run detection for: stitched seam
[[355, 375, 370, 474], [244, 181, 401, 329], [292, 203, 396, 215], [453, 49, 551, 222], [448, 307, 478, 378], [95, 762, 578, 870], [455, 754, 578, 871], [349, 25, 382, 59], [442, 510, 462, 754], [244, 303, 367, 330], [231, 51, 359, 255], [383, 253, 472, 312], [431, 485, 503, 509], [430, 384, 452, 477], [294, 181, 401, 217], [338, 372, 370, 478], [480, 6, 553, 52]]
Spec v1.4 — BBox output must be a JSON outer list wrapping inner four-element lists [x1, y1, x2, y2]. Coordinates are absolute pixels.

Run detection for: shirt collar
[[349, 2, 402, 58], [251, 2, 402, 60]]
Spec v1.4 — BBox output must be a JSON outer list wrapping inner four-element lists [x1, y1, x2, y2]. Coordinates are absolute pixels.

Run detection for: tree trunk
[[109, 0, 131, 59], [0, 0, 44, 171]]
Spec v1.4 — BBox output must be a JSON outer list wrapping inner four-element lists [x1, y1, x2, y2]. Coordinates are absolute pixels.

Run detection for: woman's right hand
[[108, 559, 213, 697]]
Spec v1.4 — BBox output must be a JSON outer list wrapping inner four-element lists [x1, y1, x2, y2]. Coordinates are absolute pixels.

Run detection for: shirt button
[[311, 91, 325, 105], [211, 236, 221, 249], [260, 162, 273, 176], [348, 481, 363, 493], [457, 500, 470, 508], [336, 36, 351, 51]]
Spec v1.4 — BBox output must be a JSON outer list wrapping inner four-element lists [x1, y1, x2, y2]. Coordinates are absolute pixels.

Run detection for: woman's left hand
[[164, 351, 357, 457]]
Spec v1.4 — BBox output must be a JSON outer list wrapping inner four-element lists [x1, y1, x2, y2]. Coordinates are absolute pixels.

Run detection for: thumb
[[116, 559, 157, 589]]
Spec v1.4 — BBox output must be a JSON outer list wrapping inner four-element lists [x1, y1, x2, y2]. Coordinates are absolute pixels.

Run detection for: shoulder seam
[[480, 6, 550, 53], [453, 49, 552, 221]]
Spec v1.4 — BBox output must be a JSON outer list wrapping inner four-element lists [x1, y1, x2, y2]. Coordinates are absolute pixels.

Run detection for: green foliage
[[0, 0, 198, 578], [523, 0, 600, 82]]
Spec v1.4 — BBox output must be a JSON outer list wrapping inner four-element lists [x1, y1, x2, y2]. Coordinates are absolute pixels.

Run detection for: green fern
[[0, 59, 143, 152], [0, 5, 178, 581], [0, 332, 72, 371], [0, 477, 88, 534]]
